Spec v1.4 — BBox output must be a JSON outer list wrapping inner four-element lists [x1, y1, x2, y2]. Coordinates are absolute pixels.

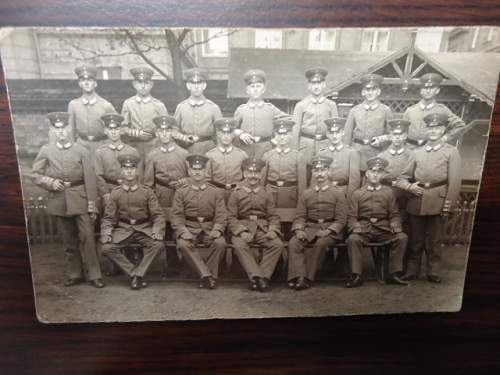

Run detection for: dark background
[[1, 1, 499, 374]]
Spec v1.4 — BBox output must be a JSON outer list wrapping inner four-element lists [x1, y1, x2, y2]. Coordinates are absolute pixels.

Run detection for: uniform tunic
[[174, 97, 222, 154], [344, 101, 392, 170], [292, 95, 338, 159], [206, 146, 248, 199], [288, 184, 347, 281]]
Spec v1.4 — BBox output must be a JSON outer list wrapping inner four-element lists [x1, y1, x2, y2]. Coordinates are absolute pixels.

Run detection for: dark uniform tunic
[[101, 184, 166, 278], [288, 184, 347, 281], [206, 146, 248, 200], [31, 141, 102, 281], [170, 184, 227, 279], [228, 185, 284, 280], [347, 184, 407, 275]]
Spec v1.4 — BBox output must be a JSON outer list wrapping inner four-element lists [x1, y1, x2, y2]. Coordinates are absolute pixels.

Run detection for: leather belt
[[209, 180, 237, 190], [78, 134, 106, 142], [186, 216, 213, 223], [308, 218, 334, 224], [252, 135, 272, 143], [267, 180, 297, 188], [239, 215, 266, 221], [62, 180, 84, 188], [121, 217, 148, 225], [407, 138, 427, 147], [418, 180, 448, 189], [353, 138, 373, 146], [301, 131, 327, 141], [331, 179, 347, 187], [104, 177, 121, 186], [359, 217, 388, 223]]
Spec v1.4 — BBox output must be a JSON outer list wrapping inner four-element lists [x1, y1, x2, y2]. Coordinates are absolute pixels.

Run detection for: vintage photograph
[[0, 26, 498, 323]]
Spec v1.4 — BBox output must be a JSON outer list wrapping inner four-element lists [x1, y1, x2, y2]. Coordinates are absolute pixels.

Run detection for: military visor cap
[[186, 154, 209, 170], [184, 68, 208, 83], [214, 118, 238, 133], [420, 73, 443, 87], [244, 69, 266, 85], [423, 111, 449, 127], [101, 113, 124, 128], [242, 158, 266, 172], [388, 118, 410, 134], [310, 155, 333, 169], [324, 117, 347, 133], [366, 157, 389, 171], [74, 65, 98, 80], [361, 73, 383, 88], [153, 115, 178, 130], [47, 112, 70, 127], [118, 153, 140, 168], [130, 67, 154, 81], [273, 117, 295, 134], [305, 67, 328, 82]]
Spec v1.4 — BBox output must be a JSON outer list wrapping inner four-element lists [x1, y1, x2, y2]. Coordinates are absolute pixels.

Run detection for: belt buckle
[[317, 219, 324, 224], [225, 184, 232, 190], [369, 218, 378, 223], [197, 217, 205, 223], [363, 138, 370, 145], [391, 180, 397, 187], [63, 181, 71, 188], [332, 181, 338, 187], [277, 181, 284, 187], [130, 219, 137, 225], [87, 135, 95, 141], [418, 139, 424, 146], [249, 215, 258, 221], [423, 182, 430, 188], [253, 136, 261, 143], [315, 134, 323, 140]]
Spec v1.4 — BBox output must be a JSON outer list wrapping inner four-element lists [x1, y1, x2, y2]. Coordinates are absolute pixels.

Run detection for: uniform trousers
[[287, 235, 336, 281], [240, 141, 272, 160], [232, 230, 284, 280], [186, 140, 215, 155], [347, 227, 407, 275], [299, 137, 329, 162], [176, 234, 226, 278], [55, 214, 102, 281], [102, 231, 164, 278], [406, 214, 444, 277], [266, 184, 298, 209]]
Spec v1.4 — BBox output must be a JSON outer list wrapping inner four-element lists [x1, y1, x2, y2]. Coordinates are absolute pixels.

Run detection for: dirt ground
[[30, 243, 468, 323]]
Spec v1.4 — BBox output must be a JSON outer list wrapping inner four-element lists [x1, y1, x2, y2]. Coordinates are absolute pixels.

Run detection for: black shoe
[[250, 278, 259, 291], [64, 278, 83, 287], [401, 273, 417, 281], [287, 278, 297, 289], [345, 274, 363, 288], [294, 277, 310, 290], [139, 277, 148, 288], [200, 276, 217, 289], [130, 276, 141, 290], [427, 275, 442, 284], [256, 277, 269, 292], [90, 279, 105, 288], [387, 273, 410, 286]]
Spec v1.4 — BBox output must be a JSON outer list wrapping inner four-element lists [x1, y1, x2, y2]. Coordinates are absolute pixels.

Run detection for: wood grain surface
[[1, 1, 500, 374]]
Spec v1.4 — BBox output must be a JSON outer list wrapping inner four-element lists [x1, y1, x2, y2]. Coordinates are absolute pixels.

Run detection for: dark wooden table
[[1, 1, 500, 374]]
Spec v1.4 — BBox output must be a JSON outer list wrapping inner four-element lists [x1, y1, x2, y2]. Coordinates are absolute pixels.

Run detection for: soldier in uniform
[[94, 113, 140, 206], [292, 67, 339, 160], [121, 67, 168, 165], [346, 157, 409, 288], [206, 118, 249, 201], [262, 117, 307, 208], [67, 65, 117, 158], [287, 156, 348, 290], [170, 155, 227, 289], [228, 158, 284, 292], [144, 115, 189, 209], [317, 117, 361, 200], [100, 153, 166, 290], [397, 111, 462, 283], [344, 74, 392, 171], [233, 69, 287, 159], [173, 68, 223, 154], [403, 73, 466, 149], [31, 112, 104, 288]]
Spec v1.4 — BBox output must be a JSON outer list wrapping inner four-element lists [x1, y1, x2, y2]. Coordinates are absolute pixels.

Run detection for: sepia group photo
[[1, 26, 499, 322]]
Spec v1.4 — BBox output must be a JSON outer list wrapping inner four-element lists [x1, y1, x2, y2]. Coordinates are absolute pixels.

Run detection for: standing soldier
[[344, 74, 392, 172], [100, 153, 166, 290], [403, 73, 466, 149], [144, 115, 189, 209], [262, 117, 307, 208], [68, 65, 116, 157], [94, 113, 140, 205], [318, 117, 361, 200], [206, 118, 249, 201], [233, 69, 287, 159], [170, 155, 227, 289], [345, 157, 409, 288], [121, 67, 168, 164], [292, 67, 339, 160], [31, 112, 104, 288], [173, 68, 223, 155], [397, 111, 462, 283], [228, 158, 284, 292], [288, 156, 347, 290]]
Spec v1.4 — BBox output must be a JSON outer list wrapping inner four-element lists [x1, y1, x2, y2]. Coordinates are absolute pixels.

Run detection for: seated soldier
[[206, 118, 249, 201], [228, 158, 284, 292], [100, 153, 166, 290], [170, 155, 227, 289], [346, 157, 409, 288], [262, 117, 306, 208], [288, 156, 347, 290], [144, 115, 189, 209]]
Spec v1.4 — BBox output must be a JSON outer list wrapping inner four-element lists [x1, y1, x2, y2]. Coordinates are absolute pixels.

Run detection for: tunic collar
[[419, 100, 436, 111], [82, 95, 98, 106], [389, 146, 405, 155], [108, 143, 124, 151], [135, 95, 152, 104], [191, 184, 207, 191], [56, 141, 73, 150], [122, 184, 139, 192], [243, 185, 261, 194], [363, 101, 380, 111], [310, 96, 326, 104], [424, 142, 444, 152], [276, 147, 291, 155], [160, 145, 176, 153], [189, 96, 206, 106], [366, 184, 382, 192], [328, 143, 344, 152], [219, 146, 233, 154], [248, 100, 265, 109], [314, 184, 329, 192]]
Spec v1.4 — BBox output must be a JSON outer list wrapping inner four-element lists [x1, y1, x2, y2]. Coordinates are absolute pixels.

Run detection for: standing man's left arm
[[444, 107, 467, 143], [445, 147, 462, 211], [296, 153, 307, 202], [148, 188, 166, 240], [81, 148, 98, 214]]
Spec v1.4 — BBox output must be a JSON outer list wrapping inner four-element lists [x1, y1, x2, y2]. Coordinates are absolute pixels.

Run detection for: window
[[308, 30, 337, 50], [487, 27, 495, 42], [255, 30, 283, 49], [471, 27, 480, 49], [201, 29, 229, 57], [361, 29, 390, 52], [97, 66, 121, 80]]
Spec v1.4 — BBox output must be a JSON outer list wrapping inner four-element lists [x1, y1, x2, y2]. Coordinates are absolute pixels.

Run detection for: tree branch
[[177, 28, 191, 44], [181, 29, 238, 54]]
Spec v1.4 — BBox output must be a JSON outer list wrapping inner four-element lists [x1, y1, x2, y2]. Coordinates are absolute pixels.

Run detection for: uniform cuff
[[233, 225, 248, 236], [212, 223, 225, 233], [88, 201, 97, 213], [328, 222, 343, 235]]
